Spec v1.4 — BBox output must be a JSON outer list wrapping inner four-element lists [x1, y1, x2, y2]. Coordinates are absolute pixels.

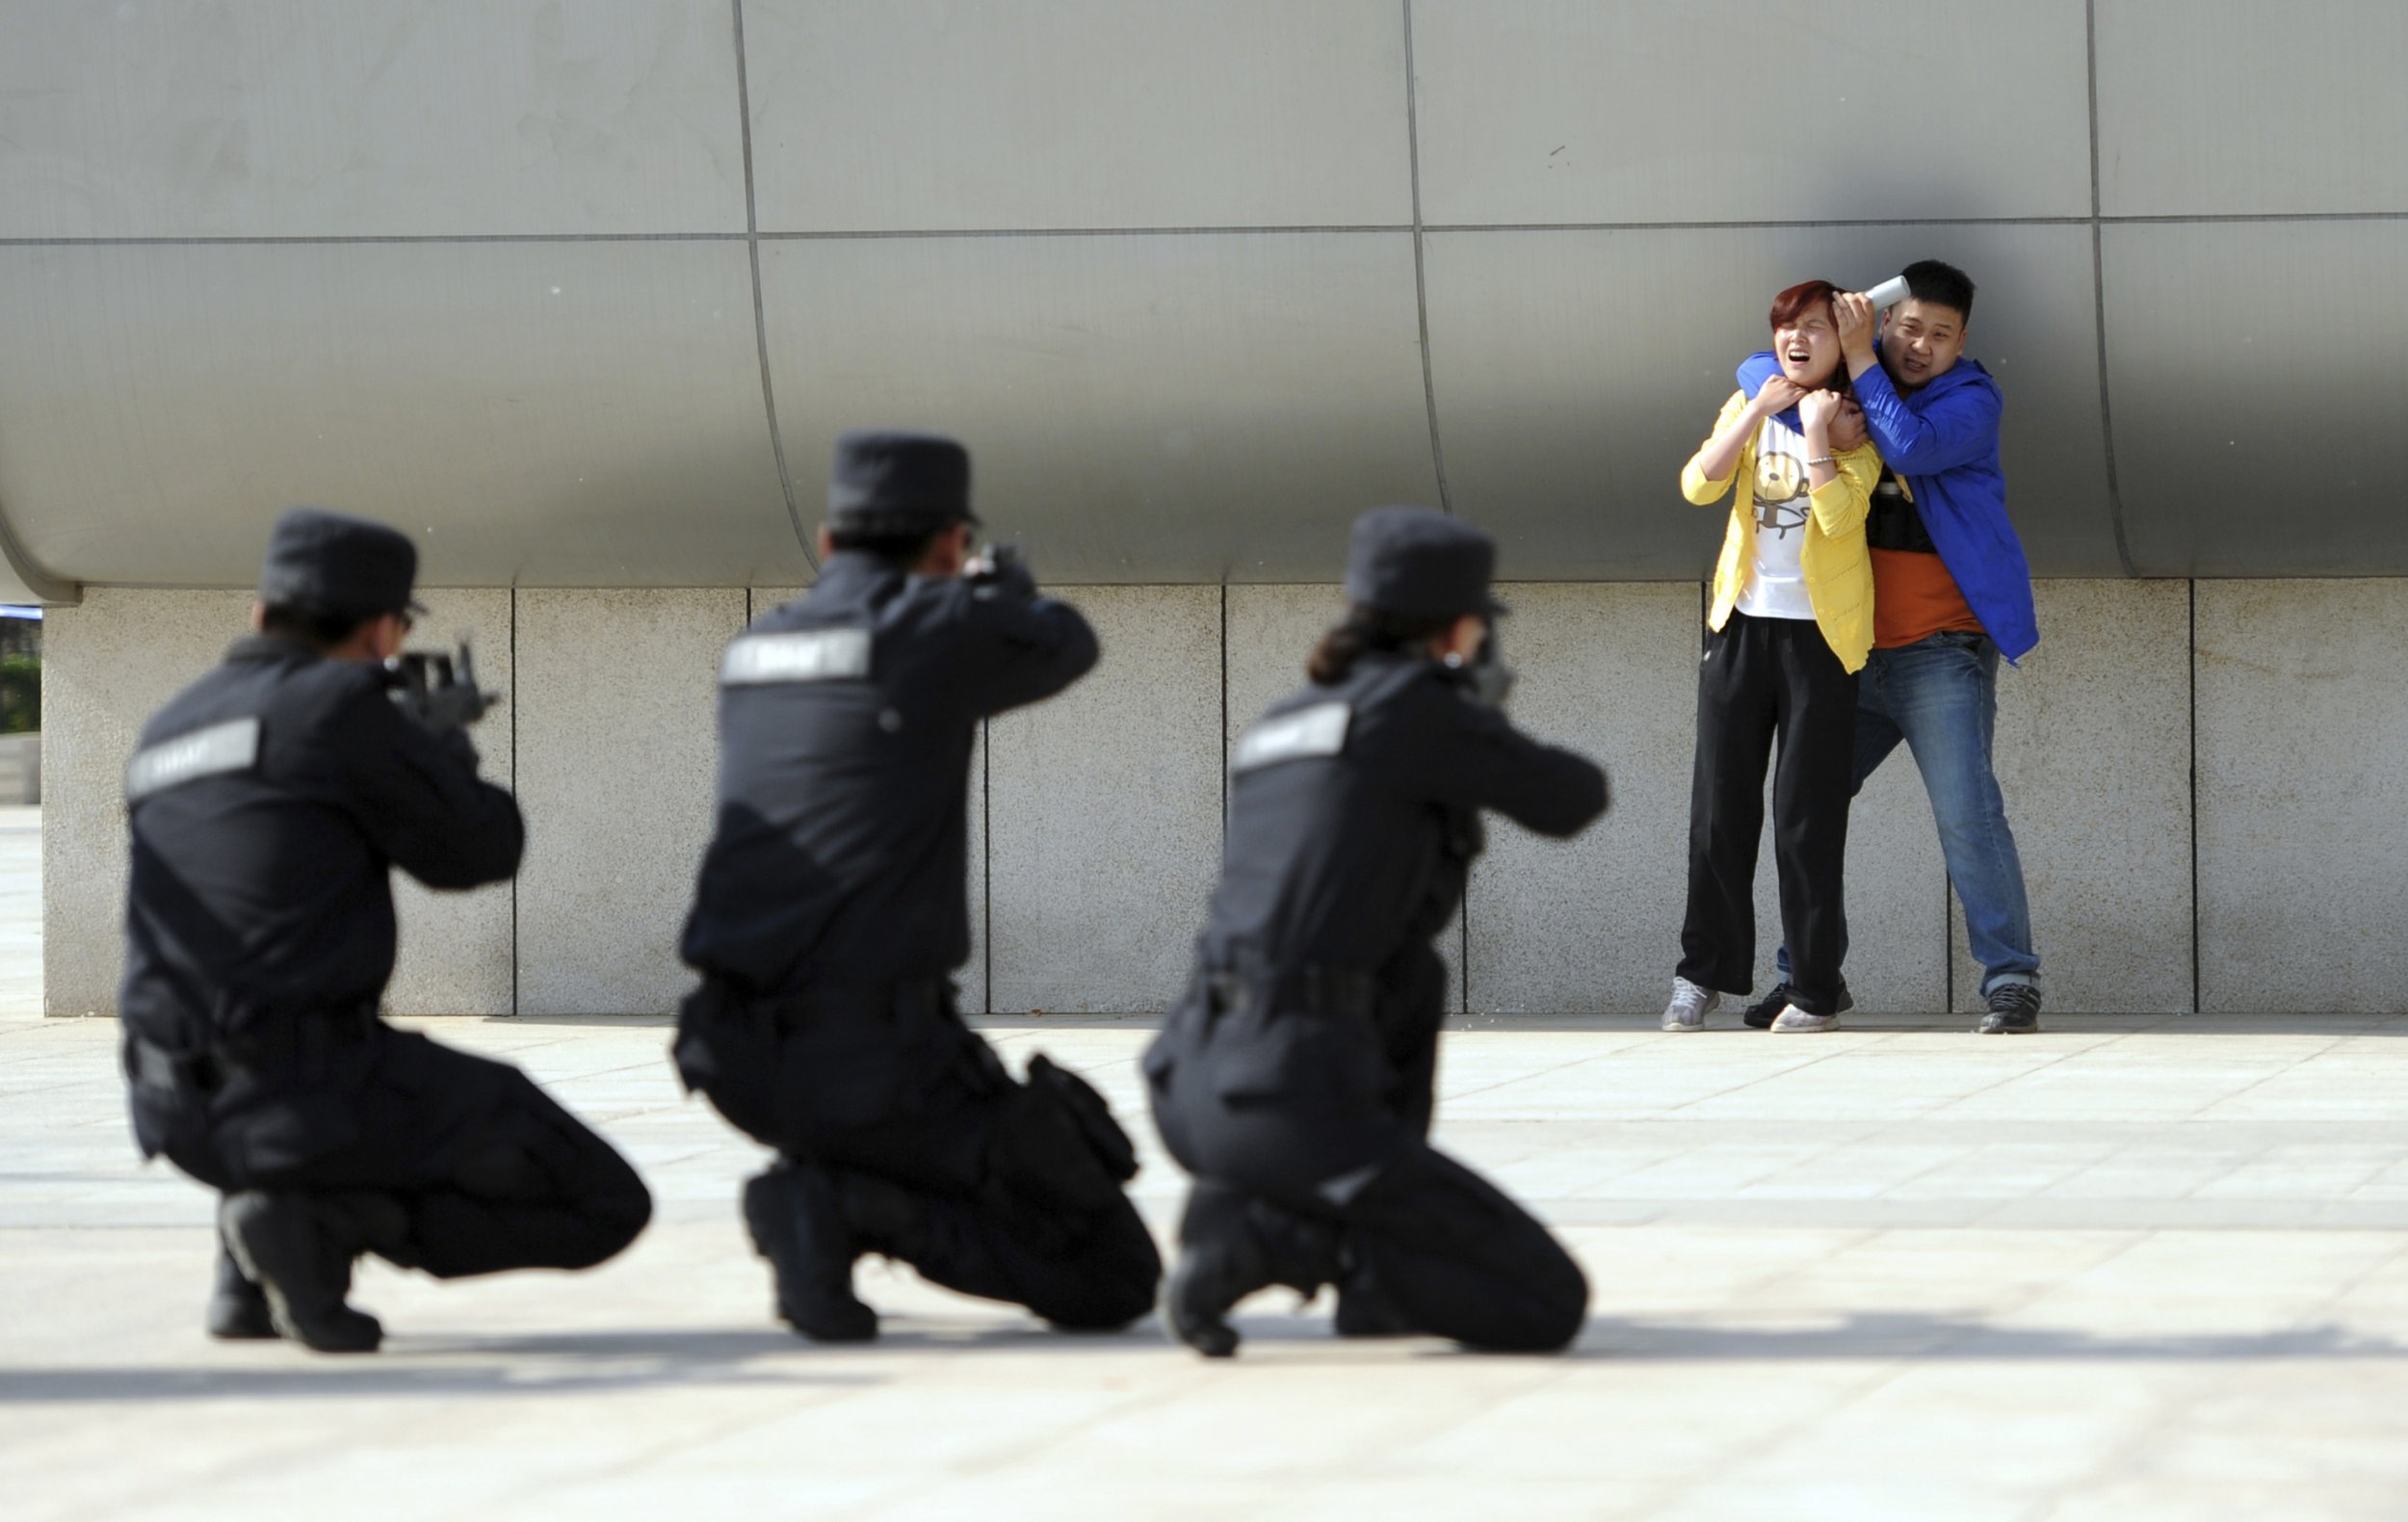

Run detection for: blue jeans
[[1778, 630, 2040, 997]]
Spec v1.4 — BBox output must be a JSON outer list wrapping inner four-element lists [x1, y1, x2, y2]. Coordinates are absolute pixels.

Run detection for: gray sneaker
[[1661, 977, 1720, 1032], [1767, 1004, 1840, 1034], [1976, 984, 2042, 1035]]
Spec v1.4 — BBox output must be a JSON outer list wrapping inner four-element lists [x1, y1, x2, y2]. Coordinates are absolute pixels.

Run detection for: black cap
[[828, 431, 981, 536], [257, 508, 425, 620], [1344, 507, 1507, 621]]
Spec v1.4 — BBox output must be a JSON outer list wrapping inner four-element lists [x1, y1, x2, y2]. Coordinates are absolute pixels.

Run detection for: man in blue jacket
[[1741, 260, 2044, 1033]]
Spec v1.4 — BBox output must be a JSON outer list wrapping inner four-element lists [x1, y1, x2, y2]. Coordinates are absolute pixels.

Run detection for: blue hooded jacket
[[1738, 349, 2037, 662]]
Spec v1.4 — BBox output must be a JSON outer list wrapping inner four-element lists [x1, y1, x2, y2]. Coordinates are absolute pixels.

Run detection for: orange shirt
[[1871, 548, 1984, 648]]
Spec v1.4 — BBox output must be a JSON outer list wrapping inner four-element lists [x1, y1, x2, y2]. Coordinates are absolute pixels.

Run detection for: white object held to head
[[1864, 275, 1912, 309]]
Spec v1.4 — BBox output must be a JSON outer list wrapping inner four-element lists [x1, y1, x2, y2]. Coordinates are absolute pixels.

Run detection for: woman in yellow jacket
[[1662, 279, 1881, 1035]]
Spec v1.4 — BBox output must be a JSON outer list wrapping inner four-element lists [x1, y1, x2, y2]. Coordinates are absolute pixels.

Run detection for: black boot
[[833, 1169, 934, 1260], [743, 1162, 877, 1343], [217, 1192, 384, 1354], [204, 1241, 276, 1341], [1165, 1186, 1340, 1359], [1331, 1256, 1413, 1339]]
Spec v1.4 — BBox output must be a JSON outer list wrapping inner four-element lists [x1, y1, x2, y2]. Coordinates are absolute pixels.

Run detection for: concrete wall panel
[[2096, 0, 2408, 217], [745, 0, 1411, 231], [514, 589, 742, 1016], [0, 242, 802, 590], [1466, 585, 1696, 1014], [988, 587, 1219, 1012], [1945, 581, 2191, 1014], [41, 590, 252, 1017], [0, 0, 745, 239], [2103, 221, 2408, 577], [760, 233, 1437, 585], [1425, 223, 2119, 581], [1223, 587, 1337, 747], [2197, 581, 2408, 1014], [385, 590, 517, 1017], [1410, 0, 2090, 225]]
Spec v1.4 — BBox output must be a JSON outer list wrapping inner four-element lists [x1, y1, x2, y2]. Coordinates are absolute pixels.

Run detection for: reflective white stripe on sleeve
[[1231, 701, 1350, 774], [720, 628, 873, 686], [124, 717, 262, 802]]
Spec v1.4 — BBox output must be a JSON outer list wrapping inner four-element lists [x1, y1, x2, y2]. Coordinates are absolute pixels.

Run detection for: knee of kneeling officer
[[1471, 1256, 1590, 1354]]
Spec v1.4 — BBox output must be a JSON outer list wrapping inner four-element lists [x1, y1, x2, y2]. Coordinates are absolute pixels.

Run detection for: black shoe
[[1164, 1189, 1340, 1359], [1332, 1259, 1413, 1339], [217, 1193, 383, 1354], [744, 1163, 877, 1343], [204, 1243, 276, 1341], [1743, 982, 1856, 1030], [1976, 984, 2042, 1035]]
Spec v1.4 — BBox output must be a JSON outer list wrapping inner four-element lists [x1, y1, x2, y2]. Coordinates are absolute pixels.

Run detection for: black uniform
[[674, 546, 1161, 1335], [121, 636, 651, 1301], [1146, 509, 1608, 1355]]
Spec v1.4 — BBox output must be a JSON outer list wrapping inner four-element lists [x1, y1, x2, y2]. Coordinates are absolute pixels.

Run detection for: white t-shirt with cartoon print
[[1734, 412, 1817, 620]]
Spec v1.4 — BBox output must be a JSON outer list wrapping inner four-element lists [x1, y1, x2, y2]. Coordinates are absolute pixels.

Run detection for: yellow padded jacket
[[1681, 388, 1881, 674]]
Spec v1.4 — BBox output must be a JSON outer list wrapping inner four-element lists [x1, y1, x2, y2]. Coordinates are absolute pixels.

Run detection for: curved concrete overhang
[[0, 0, 2399, 599]]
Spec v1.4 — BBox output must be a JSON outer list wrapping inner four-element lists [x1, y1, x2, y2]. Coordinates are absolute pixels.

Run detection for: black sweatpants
[[1678, 610, 1859, 1016], [136, 1026, 652, 1279], [674, 981, 1161, 1331]]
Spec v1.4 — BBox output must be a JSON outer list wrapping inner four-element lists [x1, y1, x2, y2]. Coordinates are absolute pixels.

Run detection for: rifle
[[385, 640, 498, 736]]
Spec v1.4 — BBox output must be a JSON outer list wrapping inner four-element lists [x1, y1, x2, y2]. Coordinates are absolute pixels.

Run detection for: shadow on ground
[[10, 1309, 2404, 1404], [1234, 1310, 2408, 1363]]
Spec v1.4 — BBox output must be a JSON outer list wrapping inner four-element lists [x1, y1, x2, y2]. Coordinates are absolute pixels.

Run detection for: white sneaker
[[1767, 1004, 1839, 1033], [1662, 977, 1719, 1032]]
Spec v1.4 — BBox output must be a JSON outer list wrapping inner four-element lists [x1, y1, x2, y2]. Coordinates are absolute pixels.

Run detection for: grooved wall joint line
[[2084, 0, 2141, 579], [1945, 872, 1956, 1014], [2188, 578, 2200, 1014], [729, 0, 814, 573], [1218, 584, 1229, 845], [981, 719, 992, 1016], [509, 585, 519, 1019], [1399, 0, 1453, 516]]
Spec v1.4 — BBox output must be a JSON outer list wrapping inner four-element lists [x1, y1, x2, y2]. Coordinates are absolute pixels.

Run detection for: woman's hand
[[1755, 376, 1808, 416], [1799, 389, 1845, 491]]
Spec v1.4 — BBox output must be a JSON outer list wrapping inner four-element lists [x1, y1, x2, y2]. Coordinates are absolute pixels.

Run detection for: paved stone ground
[[8, 794, 2408, 1519], [13, 1007, 2408, 1520]]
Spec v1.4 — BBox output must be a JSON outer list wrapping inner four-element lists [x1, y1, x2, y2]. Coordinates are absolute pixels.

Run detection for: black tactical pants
[[1374, 943, 1449, 1139], [674, 979, 1160, 1330], [1679, 609, 1859, 1015], [129, 1024, 651, 1279], [1147, 981, 1588, 1352]]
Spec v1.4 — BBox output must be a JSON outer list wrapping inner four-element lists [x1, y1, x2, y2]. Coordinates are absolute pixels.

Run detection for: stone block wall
[[40, 579, 2408, 1016]]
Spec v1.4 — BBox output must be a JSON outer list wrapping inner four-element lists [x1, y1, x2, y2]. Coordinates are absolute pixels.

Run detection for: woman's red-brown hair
[[1766, 278, 1851, 393]]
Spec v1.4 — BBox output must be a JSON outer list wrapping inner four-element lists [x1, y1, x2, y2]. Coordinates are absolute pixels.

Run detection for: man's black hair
[[1901, 259, 1975, 324], [258, 602, 374, 650], [825, 522, 952, 566]]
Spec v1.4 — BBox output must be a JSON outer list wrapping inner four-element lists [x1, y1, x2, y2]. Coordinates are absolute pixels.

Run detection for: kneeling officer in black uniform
[[675, 431, 1161, 1341], [1147, 508, 1608, 1356], [120, 510, 652, 1352]]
